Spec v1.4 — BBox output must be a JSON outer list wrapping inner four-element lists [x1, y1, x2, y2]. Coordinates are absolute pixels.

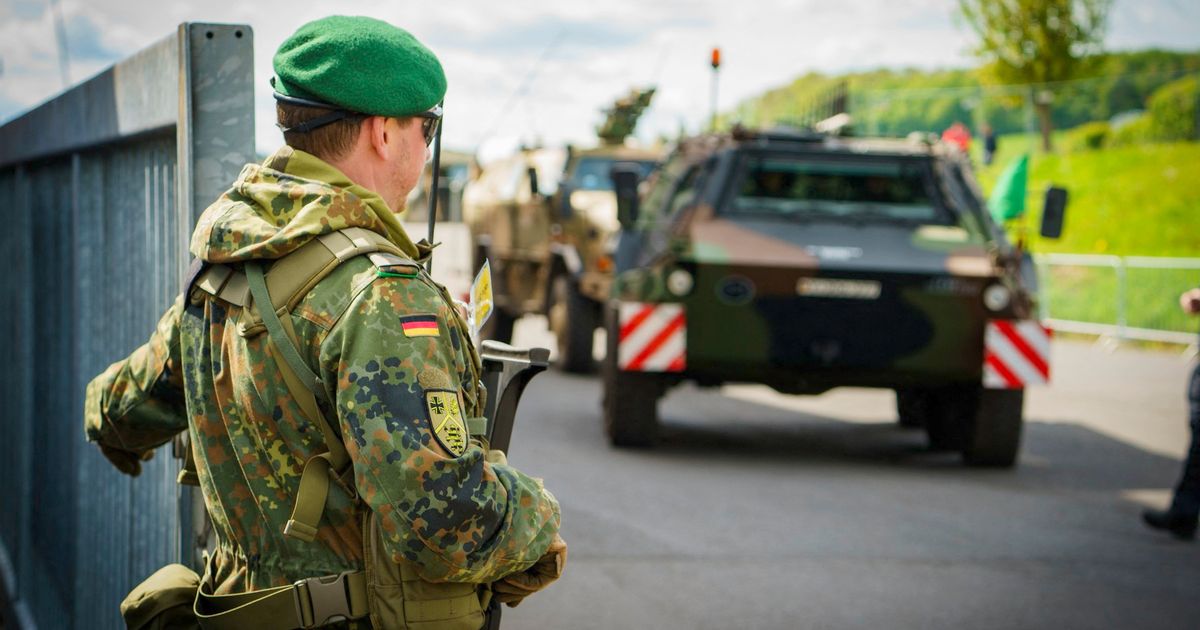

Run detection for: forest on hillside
[[731, 50, 1200, 138]]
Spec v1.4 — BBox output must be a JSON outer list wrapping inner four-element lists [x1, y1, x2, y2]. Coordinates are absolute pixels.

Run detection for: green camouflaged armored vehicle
[[463, 88, 663, 372], [603, 127, 1066, 467]]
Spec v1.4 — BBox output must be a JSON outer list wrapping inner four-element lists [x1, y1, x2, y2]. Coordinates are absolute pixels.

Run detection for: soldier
[[84, 15, 565, 628], [1143, 287, 1200, 541]]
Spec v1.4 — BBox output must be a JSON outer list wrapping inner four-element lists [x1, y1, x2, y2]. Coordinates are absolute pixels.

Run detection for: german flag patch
[[401, 314, 439, 337]]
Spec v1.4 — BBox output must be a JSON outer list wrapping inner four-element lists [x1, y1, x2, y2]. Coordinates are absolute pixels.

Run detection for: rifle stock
[[478, 340, 549, 630], [479, 340, 549, 453]]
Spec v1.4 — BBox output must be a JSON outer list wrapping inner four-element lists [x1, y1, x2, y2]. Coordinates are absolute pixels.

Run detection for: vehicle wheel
[[482, 307, 515, 344], [550, 275, 598, 373], [924, 385, 979, 451], [895, 389, 930, 429], [962, 389, 1024, 468], [602, 306, 660, 446]]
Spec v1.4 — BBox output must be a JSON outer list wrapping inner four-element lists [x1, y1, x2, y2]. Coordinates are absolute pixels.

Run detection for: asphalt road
[[497, 322, 1200, 630]]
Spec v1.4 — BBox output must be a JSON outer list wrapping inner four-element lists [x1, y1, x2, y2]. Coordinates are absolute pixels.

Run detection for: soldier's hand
[[485, 449, 508, 466], [1181, 289, 1200, 315], [99, 443, 154, 476], [493, 533, 567, 607]]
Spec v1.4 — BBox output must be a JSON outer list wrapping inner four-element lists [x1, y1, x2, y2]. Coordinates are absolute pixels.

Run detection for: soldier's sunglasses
[[417, 105, 442, 146]]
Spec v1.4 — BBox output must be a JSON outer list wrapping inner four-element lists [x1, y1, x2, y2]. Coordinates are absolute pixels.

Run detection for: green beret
[[273, 16, 446, 117]]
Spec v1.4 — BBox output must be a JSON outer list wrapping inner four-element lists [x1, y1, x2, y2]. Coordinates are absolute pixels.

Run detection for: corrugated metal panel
[[0, 165, 37, 630], [0, 23, 254, 630]]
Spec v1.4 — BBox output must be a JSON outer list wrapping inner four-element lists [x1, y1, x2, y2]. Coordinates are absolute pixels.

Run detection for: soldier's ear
[[365, 116, 391, 161]]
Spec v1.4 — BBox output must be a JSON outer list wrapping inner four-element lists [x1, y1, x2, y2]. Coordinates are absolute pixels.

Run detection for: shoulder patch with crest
[[425, 389, 468, 457]]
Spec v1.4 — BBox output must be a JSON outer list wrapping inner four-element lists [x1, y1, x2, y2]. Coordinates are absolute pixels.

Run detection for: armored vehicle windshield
[[569, 156, 658, 191], [727, 155, 953, 225]]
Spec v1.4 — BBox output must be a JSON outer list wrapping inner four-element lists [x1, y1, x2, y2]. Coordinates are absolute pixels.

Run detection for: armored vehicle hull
[[603, 129, 1059, 467]]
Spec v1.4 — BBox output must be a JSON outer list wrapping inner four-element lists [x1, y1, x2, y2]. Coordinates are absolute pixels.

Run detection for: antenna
[[709, 47, 721, 132], [476, 29, 566, 147], [49, 0, 71, 89], [426, 101, 445, 273]]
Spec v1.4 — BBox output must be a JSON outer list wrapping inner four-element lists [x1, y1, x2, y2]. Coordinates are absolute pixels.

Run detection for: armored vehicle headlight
[[667, 269, 694, 296], [983, 284, 1012, 312]]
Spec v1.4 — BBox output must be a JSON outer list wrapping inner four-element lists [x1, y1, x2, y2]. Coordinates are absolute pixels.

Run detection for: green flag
[[988, 154, 1028, 222]]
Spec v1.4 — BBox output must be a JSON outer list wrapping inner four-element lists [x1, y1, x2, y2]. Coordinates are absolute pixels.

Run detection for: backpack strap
[[239, 226, 408, 336], [185, 228, 418, 624], [246, 260, 350, 542], [191, 227, 421, 542], [244, 228, 419, 543]]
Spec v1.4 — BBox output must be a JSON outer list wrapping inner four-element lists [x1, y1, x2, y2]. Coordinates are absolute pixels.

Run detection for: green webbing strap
[[284, 454, 334, 543], [246, 261, 352, 543], [246, 262, 328, 407], [195, 570, 369, 630]]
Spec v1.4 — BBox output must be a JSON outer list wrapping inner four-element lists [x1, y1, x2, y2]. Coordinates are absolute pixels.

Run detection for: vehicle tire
[[602, 306, 660, 446], [550, 275, 598, 374], [924, 385, 979, 451], [962, 388, 1024, 468], [895, 389, 930, 428]]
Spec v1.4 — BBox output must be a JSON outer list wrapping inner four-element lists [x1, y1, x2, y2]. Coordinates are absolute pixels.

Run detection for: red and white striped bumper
[[983, 320, 1051, 389], [617, 302, 687, 372]]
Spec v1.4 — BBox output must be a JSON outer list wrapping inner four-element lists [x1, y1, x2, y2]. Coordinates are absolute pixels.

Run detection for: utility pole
[[709, 47, 721, 132]]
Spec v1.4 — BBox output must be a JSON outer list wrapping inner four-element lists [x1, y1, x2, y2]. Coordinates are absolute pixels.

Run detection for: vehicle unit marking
[[983, 320, 1051, 389], [796, 278, 882, 300], [802, 245, 863, 261], [618, 302, 686, 372]]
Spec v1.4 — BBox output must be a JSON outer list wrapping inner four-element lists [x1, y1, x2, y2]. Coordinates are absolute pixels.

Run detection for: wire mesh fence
[[1036, 253, 1200, 345]]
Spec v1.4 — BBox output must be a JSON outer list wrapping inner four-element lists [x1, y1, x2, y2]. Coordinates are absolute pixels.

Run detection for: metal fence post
[[1115, 256, 1128, 342], [175, 21, 256, 572], [1037, 253, 1200, 346], [0, 22, 254, 630]]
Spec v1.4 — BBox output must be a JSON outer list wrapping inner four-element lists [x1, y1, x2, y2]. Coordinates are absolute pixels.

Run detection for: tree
[[958, 0, 1111, 151]]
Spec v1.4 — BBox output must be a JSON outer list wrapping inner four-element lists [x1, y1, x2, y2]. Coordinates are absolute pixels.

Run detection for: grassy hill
[[975, 135, 1200, 257], [972, 135, 1200, 336]]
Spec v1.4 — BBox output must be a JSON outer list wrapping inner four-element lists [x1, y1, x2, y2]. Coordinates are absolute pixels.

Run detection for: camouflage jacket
[[84, 147, 560, 595]]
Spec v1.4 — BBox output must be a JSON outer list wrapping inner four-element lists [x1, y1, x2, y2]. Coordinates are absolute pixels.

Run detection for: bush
[[1109, 114, 1156, 147], [1147, 76, 1199, 141], [1062, 121, 1111, 152]]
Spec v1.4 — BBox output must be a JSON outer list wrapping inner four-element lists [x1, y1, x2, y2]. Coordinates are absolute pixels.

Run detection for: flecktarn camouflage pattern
[[603, 128, 1052, 467], [85, 146, 560, 596]]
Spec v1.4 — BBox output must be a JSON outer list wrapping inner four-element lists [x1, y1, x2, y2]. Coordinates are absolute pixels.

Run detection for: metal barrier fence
[[1035, 253, 1200, 346], [0, 23, 253, 630]]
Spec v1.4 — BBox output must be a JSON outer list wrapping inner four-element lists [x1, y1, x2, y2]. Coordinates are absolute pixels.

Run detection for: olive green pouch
[[120, 564, 201, 630], [364, 512, 490, 630]]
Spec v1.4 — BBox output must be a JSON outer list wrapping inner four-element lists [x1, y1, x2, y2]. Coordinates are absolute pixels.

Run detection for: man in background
[[1143, 287, 1200, 541]]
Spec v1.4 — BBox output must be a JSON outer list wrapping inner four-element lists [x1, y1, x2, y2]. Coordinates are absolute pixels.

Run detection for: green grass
[[972, 135, 1200, 337], [974, 134, 1200, 257], [1038, 264, 1200, 334]]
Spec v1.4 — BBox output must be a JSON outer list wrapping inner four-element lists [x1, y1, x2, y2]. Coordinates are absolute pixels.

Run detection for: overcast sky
[[1, 0, 1197, 161]]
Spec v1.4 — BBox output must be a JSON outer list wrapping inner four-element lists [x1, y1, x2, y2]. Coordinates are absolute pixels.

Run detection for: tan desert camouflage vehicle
[[462, 89, 663, 372]]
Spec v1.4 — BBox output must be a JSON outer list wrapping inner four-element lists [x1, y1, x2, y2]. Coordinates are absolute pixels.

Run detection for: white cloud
[[0, 0, 1195, 159]]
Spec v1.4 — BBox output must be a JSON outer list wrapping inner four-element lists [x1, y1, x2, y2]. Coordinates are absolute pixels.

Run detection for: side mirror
[[527, 167, 540, 198], [1040, 186, 1068, 239], [611, 163, 642, 229]]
